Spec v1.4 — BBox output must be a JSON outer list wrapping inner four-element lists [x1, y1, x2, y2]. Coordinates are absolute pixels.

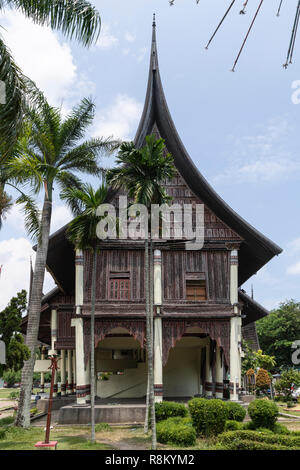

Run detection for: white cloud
[[93, 94, 143, 141], [50, 204, 72, 234], [287, 261, 300, 276], [213, 118, 300, 185], [96, 24, 118, 50], [125, 32, 136, 43], [0, 238, 54, 310], [0, 11, 95, 109]]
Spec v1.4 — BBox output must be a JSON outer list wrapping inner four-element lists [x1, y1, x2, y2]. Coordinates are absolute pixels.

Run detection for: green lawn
[[278, 403, 300, 417], [0, 388, 41, 399], [0, 426, 113, 451]]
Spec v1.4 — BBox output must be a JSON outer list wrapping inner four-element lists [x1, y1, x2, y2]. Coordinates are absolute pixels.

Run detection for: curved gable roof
[[134, 18, 282, 285]]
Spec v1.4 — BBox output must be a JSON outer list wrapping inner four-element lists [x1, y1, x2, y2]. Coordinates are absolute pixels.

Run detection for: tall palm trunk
[[16, 193, 52, 428], [90, 246, 97, 442]]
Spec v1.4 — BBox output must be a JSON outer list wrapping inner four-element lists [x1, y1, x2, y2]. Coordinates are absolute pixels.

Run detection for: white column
[[230, 248, 242, 401], [67, 350, 72, 395], [50, 309, 58, 397], [205, 339, 213, 397], [215, 345, 224, 399], [154, 318, 163, 402], [153, 249, 163, 402], [60, 350, 66, 396], [40, 348, 45, 393], [75, 249, 84, 315], [71, 317, 91, 404], [72, 350, 76, 393], [154, 250, 162, 306]]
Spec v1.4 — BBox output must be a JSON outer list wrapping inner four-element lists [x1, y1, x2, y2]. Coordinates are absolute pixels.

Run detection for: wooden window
[[186, 280, 207, 301], [109, 278, 130, 300]]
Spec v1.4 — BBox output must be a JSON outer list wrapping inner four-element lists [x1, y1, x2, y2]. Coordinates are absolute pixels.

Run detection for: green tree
[[257, 300, 300, 371], [106, 134, 176, 450], [61, 182, 109, 443], [0, 0, 101, 156], [0, 290, 30, 375], [6, 96, 117, 428], [274, 369, 300, 401]]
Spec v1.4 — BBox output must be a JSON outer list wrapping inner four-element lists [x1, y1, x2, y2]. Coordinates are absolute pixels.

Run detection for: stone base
[[37, 396, 76, 413], [59, 404, 146, 425]]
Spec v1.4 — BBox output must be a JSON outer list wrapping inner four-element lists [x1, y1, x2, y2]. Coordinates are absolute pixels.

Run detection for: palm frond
[[15, 192, 40, 240], [0, 36, 26, 158], [57, 97, 96, 155], [6, 0, 101, 47], [0, 186, 12, 229]]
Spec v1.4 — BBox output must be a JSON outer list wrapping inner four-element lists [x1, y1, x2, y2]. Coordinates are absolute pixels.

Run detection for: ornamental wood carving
[[162, 319, 230, 368], [83, 318, 146, 367]]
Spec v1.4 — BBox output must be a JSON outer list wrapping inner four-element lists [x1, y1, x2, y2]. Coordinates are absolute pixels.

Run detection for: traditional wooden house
[[22, 19, 282, 409]]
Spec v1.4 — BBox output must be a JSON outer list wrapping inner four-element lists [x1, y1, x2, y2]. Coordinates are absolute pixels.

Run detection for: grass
[[0, 426, 113, 451], [0, 388, 40, 399], [278, 403, 300, 417]]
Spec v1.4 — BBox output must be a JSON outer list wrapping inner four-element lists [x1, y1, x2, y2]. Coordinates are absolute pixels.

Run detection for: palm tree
[[6, 95, 118, 428], [0, 0, 101, 156], [106, 134, 175, 450], [61, 183, 108, 443]]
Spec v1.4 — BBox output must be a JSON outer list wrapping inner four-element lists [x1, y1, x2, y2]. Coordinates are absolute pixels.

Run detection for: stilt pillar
[[215, 345, 224, 399], [154, 318, 163, 402], [71, 317, 91, 404], [40, 347, 46, 393], [67, 350, 72, 395], [50, 309, 58, 397], [229, 248, 242, 401], [153, 250, 163, 402], [72, 350, 76, 393], [205, 339, 213, 397], [60, 350, 66, 396]]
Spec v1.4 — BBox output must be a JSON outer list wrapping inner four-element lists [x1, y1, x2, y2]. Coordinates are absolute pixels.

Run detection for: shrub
[[156, 417, 196, 447], [218, 430, 300, 450], [225, 402, 246, 422], [248, 399, 279, 429], [255, 368, 271, 393], [224, 420, 243, 431], [9, 390, 19, 399], [188, 398, 227, 437], [271, 423, 290, 435], [0, 429, 7, 440], [0, 416, 14, 427], [154, 401, 188, 422], [30, 408, 38, 416], [95, 423, 112, 432]]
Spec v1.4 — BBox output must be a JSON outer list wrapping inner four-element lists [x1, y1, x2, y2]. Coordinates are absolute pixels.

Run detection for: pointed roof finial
[[153, 13, 156, 28]]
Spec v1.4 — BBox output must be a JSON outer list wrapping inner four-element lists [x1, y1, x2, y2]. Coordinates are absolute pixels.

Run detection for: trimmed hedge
[[224, 420, 244, 431], [248, 399, 279, 429], [218, 430, 300, 450], [155, 401, 188, 422], [188, 398, 227, 437], [156, 417, 196, 447], [224, 401, 246, 422]]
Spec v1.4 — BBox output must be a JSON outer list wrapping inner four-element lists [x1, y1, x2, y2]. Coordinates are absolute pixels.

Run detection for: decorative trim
[[154, 384, 163, 396], [75, 255, 84, 266], [205, 382, 213, 392], [76, 384, 91, 398], [215, 382, 224, 393], [162, 319, 230, 368], [83, 319, 146, 367]]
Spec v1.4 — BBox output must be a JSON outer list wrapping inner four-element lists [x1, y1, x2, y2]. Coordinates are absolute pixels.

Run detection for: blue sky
[[0, 0, 300, 310]]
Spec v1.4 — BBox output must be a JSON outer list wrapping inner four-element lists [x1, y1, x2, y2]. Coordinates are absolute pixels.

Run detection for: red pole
[[44, 356, 58, 444]]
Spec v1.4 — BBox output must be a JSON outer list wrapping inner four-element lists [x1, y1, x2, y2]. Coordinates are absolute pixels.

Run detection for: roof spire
[[151, 13, 158, 71], [153, 13, 156, 28]]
